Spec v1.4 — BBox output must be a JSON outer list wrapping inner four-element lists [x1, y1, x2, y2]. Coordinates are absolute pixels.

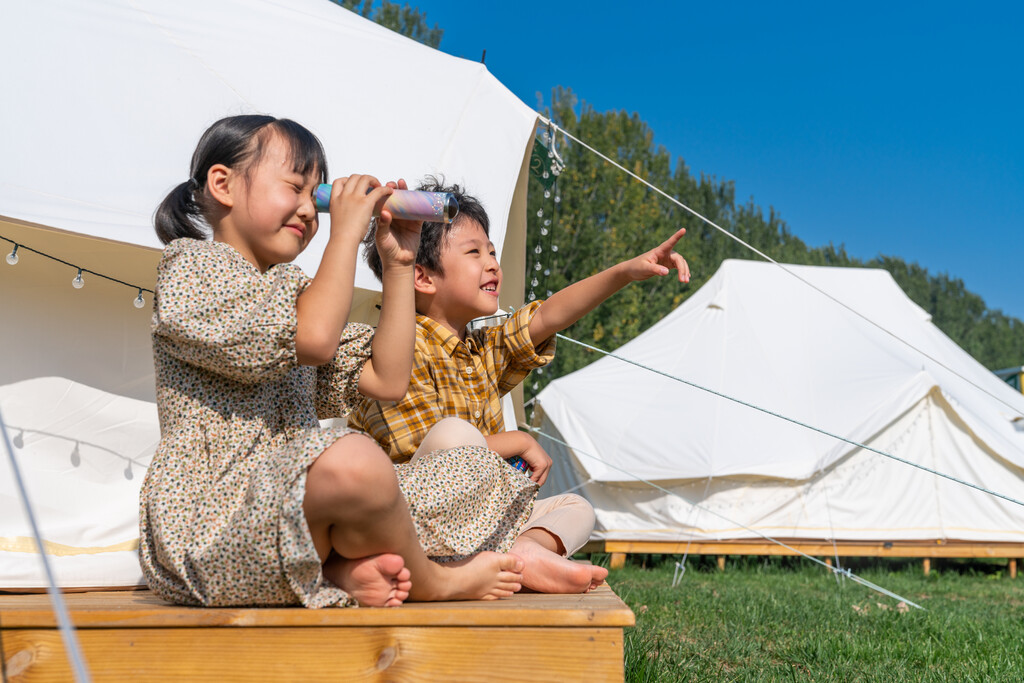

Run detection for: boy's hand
[[624, 227, 690, 283], [518, 434, 553, 486], [327, 174, 393, 244], [375, 178, 422, 269]]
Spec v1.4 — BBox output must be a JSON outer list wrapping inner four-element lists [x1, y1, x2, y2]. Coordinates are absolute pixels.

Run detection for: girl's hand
[[376, 178, 422, 269], [327, 174, 393, 244], [623, 228, 690, 283]]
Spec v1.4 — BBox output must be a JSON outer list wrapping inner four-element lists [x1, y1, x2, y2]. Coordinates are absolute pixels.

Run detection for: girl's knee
[[311, 434, 398, 502]]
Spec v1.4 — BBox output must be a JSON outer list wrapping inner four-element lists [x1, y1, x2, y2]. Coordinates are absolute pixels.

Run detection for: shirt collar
[[417, 314, 467, 356]]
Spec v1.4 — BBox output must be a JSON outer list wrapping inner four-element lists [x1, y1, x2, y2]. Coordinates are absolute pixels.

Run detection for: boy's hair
[[362, 176, 490, 280], [154, 115, 328, 245]]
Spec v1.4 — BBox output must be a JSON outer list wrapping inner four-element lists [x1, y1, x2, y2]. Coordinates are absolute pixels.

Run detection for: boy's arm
[[485, 431, 552, 486], [528, 228, 690, 346]]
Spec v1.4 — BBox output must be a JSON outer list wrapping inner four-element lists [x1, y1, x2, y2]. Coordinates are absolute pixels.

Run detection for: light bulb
[[71, 442, 81, 467], [134, 291, 145, 308], [72, 269, 84, 289], [13, 430, 24, 448], [5, 245, 18, 265]]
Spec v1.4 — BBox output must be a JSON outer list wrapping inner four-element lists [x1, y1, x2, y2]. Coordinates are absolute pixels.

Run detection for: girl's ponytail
[[154, 178, 207, 244]]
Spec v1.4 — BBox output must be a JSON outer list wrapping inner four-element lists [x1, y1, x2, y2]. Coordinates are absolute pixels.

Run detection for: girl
[[140, 115, 534, 608]]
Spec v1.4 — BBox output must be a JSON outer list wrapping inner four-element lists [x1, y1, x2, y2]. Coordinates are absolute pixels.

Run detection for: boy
[[349, 179, 689, 593]]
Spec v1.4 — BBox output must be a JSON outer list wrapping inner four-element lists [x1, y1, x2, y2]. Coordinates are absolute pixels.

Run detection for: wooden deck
[[585, 539, 1023, 577], [0, 585, 634, 681]]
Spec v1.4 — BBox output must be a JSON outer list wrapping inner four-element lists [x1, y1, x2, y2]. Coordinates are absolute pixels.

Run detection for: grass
[[592, 554, 1024, 682]]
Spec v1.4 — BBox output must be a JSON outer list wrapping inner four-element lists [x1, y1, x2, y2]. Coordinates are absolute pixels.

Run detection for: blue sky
[[409, 1, 1024, 321]]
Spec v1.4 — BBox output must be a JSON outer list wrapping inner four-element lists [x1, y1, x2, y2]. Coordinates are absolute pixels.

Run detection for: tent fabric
[[536, 260, 1024, 542], [1, 0, 538, 588]]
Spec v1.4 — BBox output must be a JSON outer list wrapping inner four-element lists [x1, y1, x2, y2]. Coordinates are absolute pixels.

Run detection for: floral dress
[[139, 239, 536, 608]]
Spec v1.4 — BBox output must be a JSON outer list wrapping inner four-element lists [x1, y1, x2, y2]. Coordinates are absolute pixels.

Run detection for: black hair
[[362, 175, 491, 280], [154, 115, 328, 244]]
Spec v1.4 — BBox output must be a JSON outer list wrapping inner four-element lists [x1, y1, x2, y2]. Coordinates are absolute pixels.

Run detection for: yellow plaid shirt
[[348, 301, 555, 463]]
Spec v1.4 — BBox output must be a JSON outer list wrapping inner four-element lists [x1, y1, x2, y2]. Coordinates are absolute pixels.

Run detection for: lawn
[[599, 554, 1024, 681]]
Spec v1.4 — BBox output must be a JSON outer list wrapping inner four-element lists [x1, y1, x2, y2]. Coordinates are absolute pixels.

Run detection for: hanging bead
[[534, 245, 542, 254], [534, 262, 542, 271], [540, 228, 548, 236], [551, 245, 559, 252], [536, 209, 544, 217], [544, 190, 551, 199], [531, 278, 539, 287], [544, 269, 551, 276]]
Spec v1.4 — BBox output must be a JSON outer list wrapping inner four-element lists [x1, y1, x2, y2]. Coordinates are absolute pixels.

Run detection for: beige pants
[[412, 418, 595, 556]]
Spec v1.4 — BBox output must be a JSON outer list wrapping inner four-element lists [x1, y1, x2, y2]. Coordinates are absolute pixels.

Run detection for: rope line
[[537, 117, 1024, 420], [523, 422, 924, 610], [553, 332, 1024, 509], [1, 407, 92, 682]]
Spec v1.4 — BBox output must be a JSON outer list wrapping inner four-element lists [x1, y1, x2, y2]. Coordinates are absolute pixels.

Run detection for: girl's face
[[218, 132, 320, 271]]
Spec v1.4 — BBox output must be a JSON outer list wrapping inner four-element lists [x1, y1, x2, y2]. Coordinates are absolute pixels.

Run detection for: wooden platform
[[0, 585, 634, 681], [585, 539, 1023, 577]]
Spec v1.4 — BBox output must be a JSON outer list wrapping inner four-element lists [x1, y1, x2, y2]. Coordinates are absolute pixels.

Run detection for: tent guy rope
[[537, 116, 1024, 421], [1, 406, 92, 682], [522, 422, 925, 610], [552, 331, 1024, 510]]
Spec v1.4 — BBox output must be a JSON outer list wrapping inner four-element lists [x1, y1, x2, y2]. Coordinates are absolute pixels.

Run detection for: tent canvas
[[1, 0, 538, 588], [536, 260, 1024, 544]]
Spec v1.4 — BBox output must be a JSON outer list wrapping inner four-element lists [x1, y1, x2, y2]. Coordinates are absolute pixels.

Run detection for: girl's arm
[[297, 175, 392, 366], [528, 228, 690, 346], [357, 179, 423, 401]]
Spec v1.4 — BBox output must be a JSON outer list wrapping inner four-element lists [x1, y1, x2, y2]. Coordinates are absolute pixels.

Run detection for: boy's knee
[[563, 493, 596, 528], [430, 417, 487, 448]]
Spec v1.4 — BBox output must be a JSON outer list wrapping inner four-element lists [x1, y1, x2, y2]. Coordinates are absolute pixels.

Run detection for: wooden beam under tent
[[584, 540, 1022, 578], [0, 585, 634, 681]]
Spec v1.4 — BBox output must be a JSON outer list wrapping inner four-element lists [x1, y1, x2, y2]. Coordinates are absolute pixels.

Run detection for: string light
[[0, 234, 152, 308]]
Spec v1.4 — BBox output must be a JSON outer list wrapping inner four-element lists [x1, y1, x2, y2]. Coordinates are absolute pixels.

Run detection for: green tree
[[332, 0, 443, 48], [526, 88, 1024, 400]]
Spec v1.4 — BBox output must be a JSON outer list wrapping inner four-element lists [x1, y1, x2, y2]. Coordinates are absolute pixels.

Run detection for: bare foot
[[409, 552, 524, 602], [324, 553, 412, 607], [510, 536, 609, 594]]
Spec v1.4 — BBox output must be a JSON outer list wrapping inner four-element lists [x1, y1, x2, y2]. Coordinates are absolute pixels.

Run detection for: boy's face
[[431, 218, 502, 323]]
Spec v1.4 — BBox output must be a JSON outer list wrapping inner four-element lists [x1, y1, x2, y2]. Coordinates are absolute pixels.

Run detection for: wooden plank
[[2, 626, 625, 682], [0, 585, 634, 630], [599, 540, 1024, 559]]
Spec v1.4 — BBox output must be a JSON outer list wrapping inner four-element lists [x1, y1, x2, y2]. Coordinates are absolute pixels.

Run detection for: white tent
[[0, 0, 538, 588], [536, 260, 1024, 544]]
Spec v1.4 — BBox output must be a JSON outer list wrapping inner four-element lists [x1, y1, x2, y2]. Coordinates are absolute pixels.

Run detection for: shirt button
[[465, 366, 474, 375], [473, 410, 482, 418]]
